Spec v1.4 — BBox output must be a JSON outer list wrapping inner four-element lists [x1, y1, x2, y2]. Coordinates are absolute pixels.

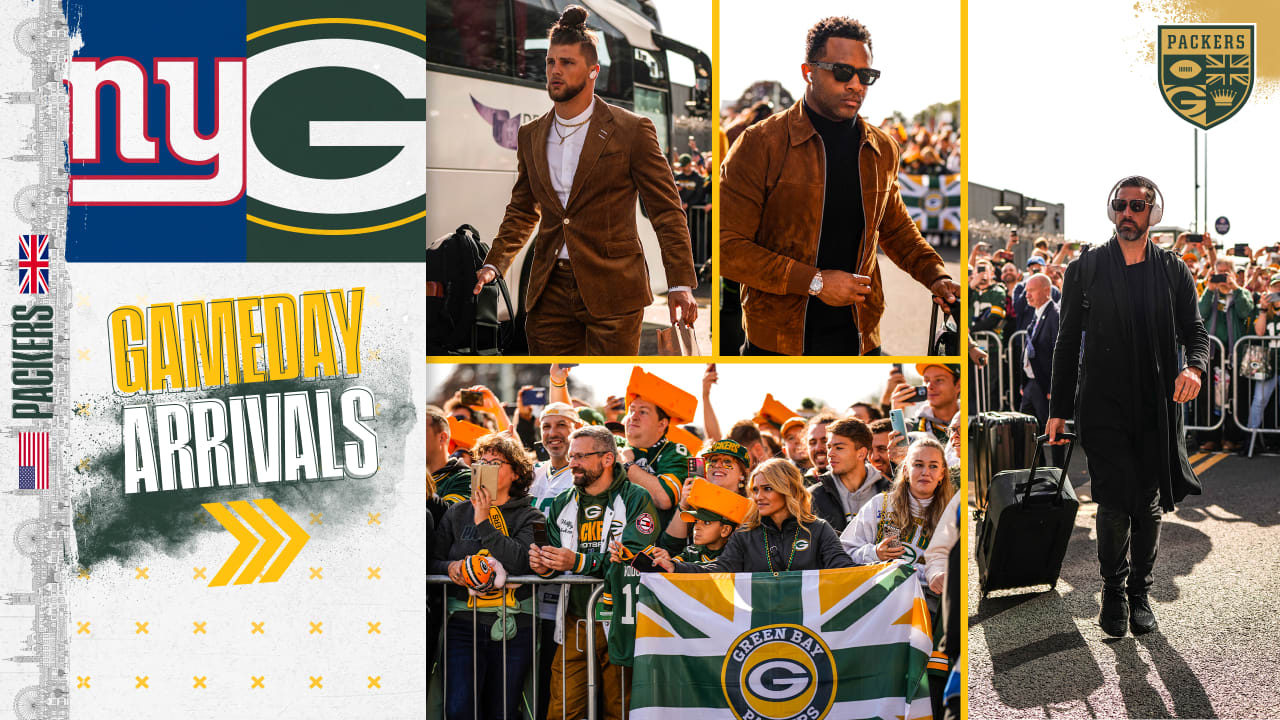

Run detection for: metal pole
[[1194, 128, 1199, 234], [1205, 132, 1209, 232], [585, 583, 607, 720], [532, 586, 539, 720], [472, 603, 479, 720]]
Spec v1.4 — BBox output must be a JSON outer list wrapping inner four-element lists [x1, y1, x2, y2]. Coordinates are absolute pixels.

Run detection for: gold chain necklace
[[764, 522, 801, 577], [553, 115, 590, 144]]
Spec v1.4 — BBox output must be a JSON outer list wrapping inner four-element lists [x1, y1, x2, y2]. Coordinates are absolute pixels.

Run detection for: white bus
[[426, 0, 710, 343]]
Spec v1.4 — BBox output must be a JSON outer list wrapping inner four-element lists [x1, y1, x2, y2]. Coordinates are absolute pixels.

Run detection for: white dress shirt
[[1023, 301, 1050, 379], [547, 98, 596, 259]]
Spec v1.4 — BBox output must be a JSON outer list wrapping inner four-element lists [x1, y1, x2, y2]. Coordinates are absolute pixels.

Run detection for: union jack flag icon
[[18, 234, 49, 294]]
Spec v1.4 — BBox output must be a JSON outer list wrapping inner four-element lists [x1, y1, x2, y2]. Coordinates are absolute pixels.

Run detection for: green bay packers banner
[[630, 564, 932, 720], [1159, 24, 1255, 130], [899, 173, 961, 232]]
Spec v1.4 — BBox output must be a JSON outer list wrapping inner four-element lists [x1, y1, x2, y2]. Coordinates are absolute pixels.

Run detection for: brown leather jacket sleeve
[[719, 125, 817, 297], [876, 142, 950, 290], [630, 117, 698, 289], [484, 123, 541, 274]]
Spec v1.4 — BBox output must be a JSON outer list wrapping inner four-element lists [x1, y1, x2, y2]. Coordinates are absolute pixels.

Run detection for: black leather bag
[[426, 224, 515, 355]]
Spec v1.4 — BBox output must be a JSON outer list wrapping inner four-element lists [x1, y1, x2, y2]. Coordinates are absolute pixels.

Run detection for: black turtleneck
[[803, 101, 865, 354]]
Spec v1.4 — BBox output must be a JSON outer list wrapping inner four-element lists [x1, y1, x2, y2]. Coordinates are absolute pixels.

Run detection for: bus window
[[633, 47, 666, 87], [634, 86, 669, 155], [512, 0, 633, 104], [427, 0, 512, 75]]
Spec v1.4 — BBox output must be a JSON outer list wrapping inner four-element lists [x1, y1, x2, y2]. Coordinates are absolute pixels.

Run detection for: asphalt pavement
[[968, 446, 1280, 719], [877, 241, 961, 355]]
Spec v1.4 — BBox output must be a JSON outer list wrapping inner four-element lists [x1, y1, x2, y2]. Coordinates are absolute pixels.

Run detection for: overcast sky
[[969, 0, 1278, 246]]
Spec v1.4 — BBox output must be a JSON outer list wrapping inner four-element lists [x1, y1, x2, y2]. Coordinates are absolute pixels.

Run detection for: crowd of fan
[[427, 363, 963, 720], [965, 227, 1280, 454], [878, 116, 960, 175]]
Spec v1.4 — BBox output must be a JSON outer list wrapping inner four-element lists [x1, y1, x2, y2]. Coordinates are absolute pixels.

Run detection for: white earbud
[[589, 69, 598, 79], [806, 72, 813, 83]]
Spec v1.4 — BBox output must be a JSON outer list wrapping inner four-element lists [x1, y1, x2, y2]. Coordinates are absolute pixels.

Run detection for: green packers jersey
[[969, 284, 1008, 337], [674, 543, 726, 564], [630, 436, 689, 526], [539, 465, 661, 666], [433, 459, 472, 506]]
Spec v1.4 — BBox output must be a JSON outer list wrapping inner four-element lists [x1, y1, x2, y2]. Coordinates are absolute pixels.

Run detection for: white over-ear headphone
[[1106, 175, 1164, 225], [589, 69, 598, 79]]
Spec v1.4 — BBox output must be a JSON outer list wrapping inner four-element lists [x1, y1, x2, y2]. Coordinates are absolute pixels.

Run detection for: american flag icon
[[18, 431, 49, 490]]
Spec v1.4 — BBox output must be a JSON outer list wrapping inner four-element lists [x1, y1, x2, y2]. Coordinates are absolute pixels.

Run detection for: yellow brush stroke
[[247, 18, 425, 42], [202, 503, 258, 587], [247, 211, 426, 236], [228, 500, 283, 585], [670, 574, 737, 623], [256, 499, 310, 583]]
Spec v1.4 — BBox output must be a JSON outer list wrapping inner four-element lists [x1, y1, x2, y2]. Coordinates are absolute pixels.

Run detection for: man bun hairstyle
[[549, 5, 599, 67], [806, 16, 873, 62]]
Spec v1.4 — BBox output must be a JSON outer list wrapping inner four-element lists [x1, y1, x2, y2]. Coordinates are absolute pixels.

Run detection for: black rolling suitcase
[[969, 411, 1039, 511], [976, 433, 1079, 595]]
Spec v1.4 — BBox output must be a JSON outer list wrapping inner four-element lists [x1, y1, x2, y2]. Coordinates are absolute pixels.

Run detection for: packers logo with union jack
[[1159, 24, 1254, 130]]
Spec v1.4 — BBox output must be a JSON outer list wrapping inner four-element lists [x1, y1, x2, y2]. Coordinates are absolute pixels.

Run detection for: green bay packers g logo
[[246, 16, 425, 256], [1158, 24, 1254, 130], [721, 624, 835, 720]]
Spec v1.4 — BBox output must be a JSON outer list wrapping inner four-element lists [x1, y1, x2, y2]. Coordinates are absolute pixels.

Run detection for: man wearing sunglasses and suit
[[719, 16, 959, 355], [1047, 175, 1209, 638]]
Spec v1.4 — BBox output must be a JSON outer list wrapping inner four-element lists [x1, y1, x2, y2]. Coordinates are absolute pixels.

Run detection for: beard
[[1116, 219, 1148, 242], [572, 465, 601, 488], [548, 76, 587, 103]]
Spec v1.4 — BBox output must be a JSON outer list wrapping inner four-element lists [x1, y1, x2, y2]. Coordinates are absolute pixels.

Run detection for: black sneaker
[[1099, 589, 1128, 637], [1129, 593, 1158, 635]]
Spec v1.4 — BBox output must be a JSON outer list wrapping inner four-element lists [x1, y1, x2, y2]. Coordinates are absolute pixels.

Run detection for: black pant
[[1085, 427, 1163, 595]]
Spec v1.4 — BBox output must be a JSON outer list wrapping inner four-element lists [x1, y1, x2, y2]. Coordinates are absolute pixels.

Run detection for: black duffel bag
[[426, 224, 515, 355]]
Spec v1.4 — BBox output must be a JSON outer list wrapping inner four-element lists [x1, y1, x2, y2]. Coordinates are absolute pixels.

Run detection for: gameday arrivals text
[[105, 288, 379, 494]]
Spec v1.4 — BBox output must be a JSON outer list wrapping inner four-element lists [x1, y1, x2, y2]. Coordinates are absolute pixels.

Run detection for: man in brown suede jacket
[[720, 16, 959, 355], [474, 6, 698, 356]]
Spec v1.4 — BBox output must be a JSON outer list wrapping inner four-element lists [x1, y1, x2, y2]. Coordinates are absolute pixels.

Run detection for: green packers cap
[[681, 506, 735, 525], [699, 438, 749, 465], [577, 407, 606, 426]]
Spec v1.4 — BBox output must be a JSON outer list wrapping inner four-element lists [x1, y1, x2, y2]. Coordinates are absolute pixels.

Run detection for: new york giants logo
[[63, 5, 425, 262], [17, 235, 49, 294]]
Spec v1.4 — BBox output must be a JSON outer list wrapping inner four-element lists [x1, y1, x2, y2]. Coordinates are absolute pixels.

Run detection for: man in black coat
[[1047, 176, 1210, 638]]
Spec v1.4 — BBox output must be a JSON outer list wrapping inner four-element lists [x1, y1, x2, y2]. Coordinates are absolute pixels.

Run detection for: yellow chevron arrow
[[256, 499, 310, 583], [202, 500, 311, 586], [202, 502, 257, 587], [229, 500, 283, 585]]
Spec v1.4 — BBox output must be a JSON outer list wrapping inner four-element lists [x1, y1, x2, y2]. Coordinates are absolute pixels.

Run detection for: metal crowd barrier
[[1005, 329, 1028, 413], [970, 330, 1005, 416], [687, 204, 712, 270], [427, 575, 617, 720], [1231, 335, 1280, 456], [1184, 335, 1227, 432]]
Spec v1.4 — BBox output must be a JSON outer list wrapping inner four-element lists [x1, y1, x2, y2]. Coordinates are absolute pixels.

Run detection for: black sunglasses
[[1110, 198, 1154, 213], [809, 62, 880, 85]]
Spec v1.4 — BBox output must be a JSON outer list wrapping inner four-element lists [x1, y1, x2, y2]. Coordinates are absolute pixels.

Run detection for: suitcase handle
[[1018, 432, 1077, 505]]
